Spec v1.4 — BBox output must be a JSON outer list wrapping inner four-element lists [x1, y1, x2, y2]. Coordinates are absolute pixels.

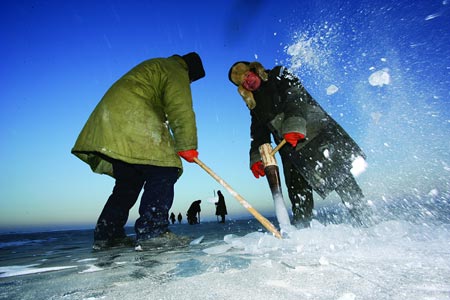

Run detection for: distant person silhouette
[[187, 200, 201, 225], [215, 190, 228, 223], [177, 213, 182, 224], [169, 212, 176, 224]]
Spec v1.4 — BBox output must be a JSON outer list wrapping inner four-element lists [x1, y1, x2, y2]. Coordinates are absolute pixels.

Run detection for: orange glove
[[283, 132, 305, 147], [251, 161, 265, 178], [178, 149, 198, 163]]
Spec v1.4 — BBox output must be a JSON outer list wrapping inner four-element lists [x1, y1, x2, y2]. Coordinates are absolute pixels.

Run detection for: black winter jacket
[[249, 66, 365, 198]]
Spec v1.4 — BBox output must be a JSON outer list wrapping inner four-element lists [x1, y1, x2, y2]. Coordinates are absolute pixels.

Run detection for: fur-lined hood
[[228, 61, 268, 109]]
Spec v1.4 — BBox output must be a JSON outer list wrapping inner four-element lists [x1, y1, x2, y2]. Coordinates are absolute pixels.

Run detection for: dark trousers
[[281, 155, 314, 224], [282, 151, 367, 225], [94, 160, 179, 241], [335, 175, 367, 224]]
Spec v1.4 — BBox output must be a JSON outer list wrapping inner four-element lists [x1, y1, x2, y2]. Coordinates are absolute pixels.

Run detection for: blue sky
[[1, 0, 449, 232]]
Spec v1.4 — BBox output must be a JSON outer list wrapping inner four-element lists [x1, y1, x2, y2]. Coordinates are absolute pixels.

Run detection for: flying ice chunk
[[428, 189, 439, 197], [371, 111, 382, 124], [425, 13, 441, 20], [351, 156, 367, 177], [369, 69, 391, 87], [326, 84, 339, 95]]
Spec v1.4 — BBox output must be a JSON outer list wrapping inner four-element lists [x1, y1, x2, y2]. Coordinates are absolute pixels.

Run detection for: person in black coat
[[169, 212, 176, 224], [187, 200, 202, 225], [228, 61, 371, 227], [215, 190, 228, 223]]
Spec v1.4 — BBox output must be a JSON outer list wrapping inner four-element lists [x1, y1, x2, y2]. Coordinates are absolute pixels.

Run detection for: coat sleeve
[[249, 111, 271, 167], [276, 67, 309, 136], [162, 73, 198, 152]]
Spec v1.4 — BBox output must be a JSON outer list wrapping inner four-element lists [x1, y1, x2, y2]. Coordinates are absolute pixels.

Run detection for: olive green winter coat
[[72, 55, 197, 177]]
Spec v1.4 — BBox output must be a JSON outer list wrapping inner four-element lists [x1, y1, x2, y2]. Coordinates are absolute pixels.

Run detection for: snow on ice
[[98, 218, 450, 300]]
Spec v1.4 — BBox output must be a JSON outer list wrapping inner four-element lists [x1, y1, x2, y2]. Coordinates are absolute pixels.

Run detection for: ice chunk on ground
[[203, 244, 233, 255], [0, 264, 77, 278], [190, 235, 204, 245]]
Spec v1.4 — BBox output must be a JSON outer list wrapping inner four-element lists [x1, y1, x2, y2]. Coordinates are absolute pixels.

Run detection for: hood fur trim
[[238, 85, 256, 110], [229, 61, 268, 110]]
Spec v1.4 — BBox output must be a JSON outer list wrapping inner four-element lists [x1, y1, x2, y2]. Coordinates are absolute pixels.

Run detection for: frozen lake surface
[[1, 200, 449, 300]]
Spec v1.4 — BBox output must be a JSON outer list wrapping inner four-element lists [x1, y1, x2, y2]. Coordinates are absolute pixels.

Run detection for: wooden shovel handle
[[270, 139, 287, 156], [193, 157, 282, 239]]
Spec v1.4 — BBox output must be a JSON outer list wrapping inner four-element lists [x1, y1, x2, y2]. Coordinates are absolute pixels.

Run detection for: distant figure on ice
[[215, 190, 228, 223], [169, 212, 176, 224], [228, 61, 372, 228], [71, 52, 206, 251], [177, 212, 182, 224], [187, 200, 202, 225]]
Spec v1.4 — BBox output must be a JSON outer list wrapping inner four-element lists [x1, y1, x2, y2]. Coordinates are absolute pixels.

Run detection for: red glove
[[283, 132, 305, 147], [251, 161, 265, 178], [178, 149, 198, 163]]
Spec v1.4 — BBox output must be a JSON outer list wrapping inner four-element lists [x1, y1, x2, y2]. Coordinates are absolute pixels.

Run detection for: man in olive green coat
[[72, 52, 205, 250]]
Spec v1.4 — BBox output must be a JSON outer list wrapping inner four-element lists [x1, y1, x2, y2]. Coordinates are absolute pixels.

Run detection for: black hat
[[182, 52, 205, 82]]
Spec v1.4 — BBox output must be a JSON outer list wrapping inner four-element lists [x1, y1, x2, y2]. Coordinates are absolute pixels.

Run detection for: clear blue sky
[[1, 0, 449, 232]]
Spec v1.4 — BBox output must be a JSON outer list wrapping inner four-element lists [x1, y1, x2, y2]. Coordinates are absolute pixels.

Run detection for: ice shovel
[[193, 157, 282, 239], [259, 140, 291, 228]]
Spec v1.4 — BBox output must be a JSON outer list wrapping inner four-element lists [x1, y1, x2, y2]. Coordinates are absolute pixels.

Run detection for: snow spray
[[264, 165, 291, 227], [259, 143, 291, 228]]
